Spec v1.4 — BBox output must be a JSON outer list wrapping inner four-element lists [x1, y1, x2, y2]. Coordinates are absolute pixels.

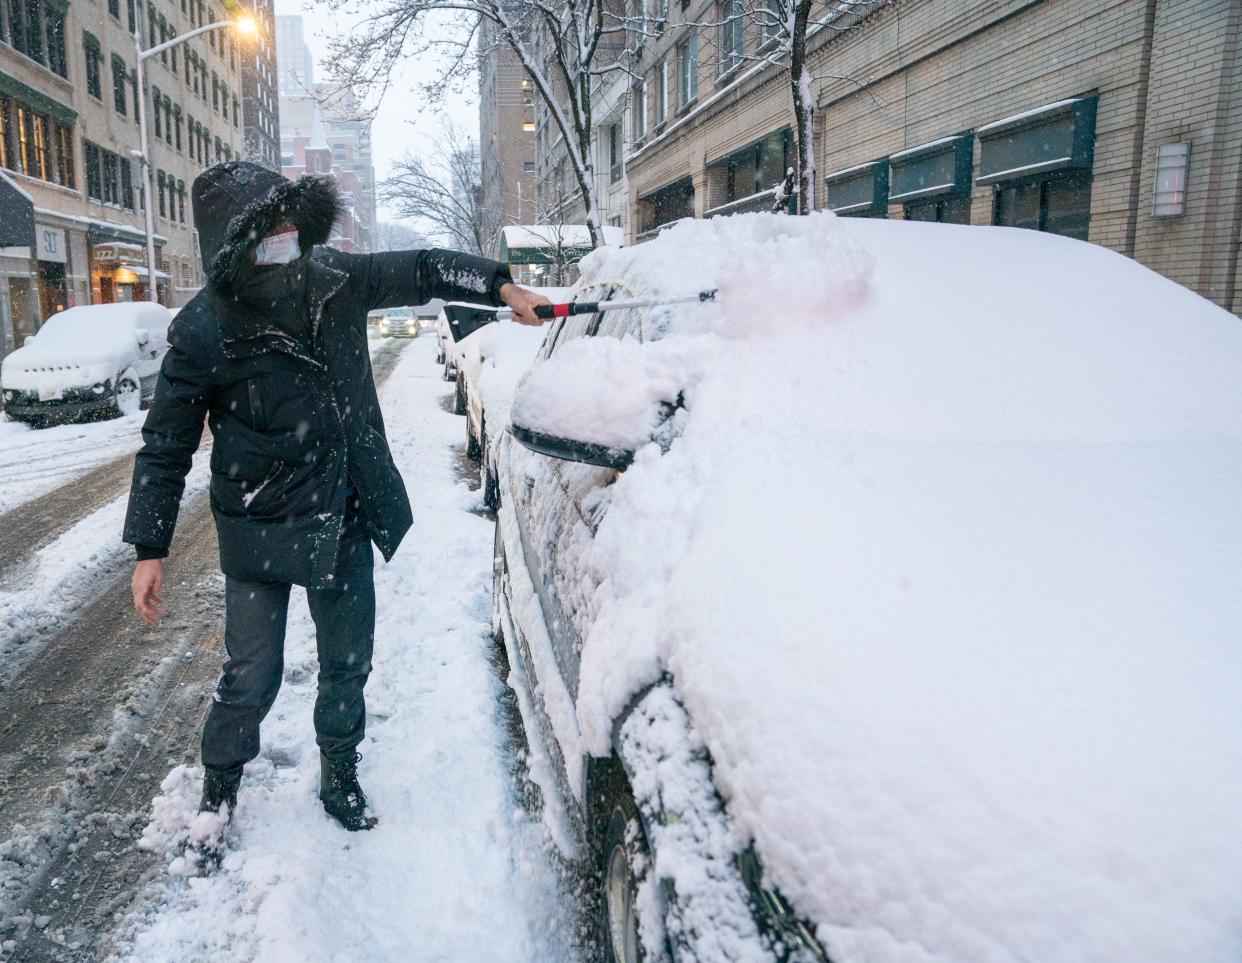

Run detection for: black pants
[[201, 512, 375, 771]]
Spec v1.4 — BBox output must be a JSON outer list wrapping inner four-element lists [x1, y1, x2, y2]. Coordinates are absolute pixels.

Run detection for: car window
[[592, 283, 644, 342]]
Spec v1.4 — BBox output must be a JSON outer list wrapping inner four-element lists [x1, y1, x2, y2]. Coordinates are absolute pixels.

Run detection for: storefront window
[[994, 172, 1091, 241]]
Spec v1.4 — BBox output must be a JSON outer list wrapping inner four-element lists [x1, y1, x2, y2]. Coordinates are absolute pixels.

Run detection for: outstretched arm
[[359, 249, 549, 324]]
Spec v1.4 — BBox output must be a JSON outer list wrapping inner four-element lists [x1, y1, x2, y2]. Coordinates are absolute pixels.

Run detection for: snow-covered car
[[492, 214, 1242, 963], [380, 307, 417, 337], [1, 302, 172, 427], [437, 306, 473, 386], [458, 286, 572, 509], [434, 311, 455, 368]]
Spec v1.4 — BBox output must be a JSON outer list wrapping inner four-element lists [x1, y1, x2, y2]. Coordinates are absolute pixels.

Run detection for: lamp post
[[132, 15, 257, 302]]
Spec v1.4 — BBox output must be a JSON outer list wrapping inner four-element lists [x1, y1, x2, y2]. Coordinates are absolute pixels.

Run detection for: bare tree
[[381, 121, 498, 256], [317, 0, 636, 251], [372, 220, 430, 251], [727, 0, 888, 214]]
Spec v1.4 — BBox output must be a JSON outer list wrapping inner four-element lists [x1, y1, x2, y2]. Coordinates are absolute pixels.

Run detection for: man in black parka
[[123, 161, 547, 838]]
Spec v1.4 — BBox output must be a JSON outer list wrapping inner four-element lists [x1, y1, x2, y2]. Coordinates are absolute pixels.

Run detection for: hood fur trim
[[207, 175, 345, 293]]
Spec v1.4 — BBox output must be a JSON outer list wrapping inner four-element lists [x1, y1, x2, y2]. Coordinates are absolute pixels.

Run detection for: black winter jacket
[[123, 162, 511, 587]]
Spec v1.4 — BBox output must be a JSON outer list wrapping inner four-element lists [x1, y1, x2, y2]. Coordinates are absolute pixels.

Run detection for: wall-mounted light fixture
[[1153, 143, 1190, 217]]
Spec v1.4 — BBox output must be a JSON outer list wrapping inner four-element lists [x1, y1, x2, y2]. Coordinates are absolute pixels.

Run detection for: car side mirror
[[135, 328, 150, 346], [508, 338, 686, 470]]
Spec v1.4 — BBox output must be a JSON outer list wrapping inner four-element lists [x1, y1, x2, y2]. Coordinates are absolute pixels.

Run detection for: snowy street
[[0, 335, 580, 962]]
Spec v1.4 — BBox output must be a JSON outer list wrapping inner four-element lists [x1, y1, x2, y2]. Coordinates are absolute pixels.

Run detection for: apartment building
[[241, 0, 279, 169], [620, 0, 1242, 314], [0, 0, 252, 356], [478, 17, 536, 257]]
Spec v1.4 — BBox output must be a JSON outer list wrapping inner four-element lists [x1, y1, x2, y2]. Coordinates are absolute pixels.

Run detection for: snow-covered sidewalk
[[115, 337, 577, 962]]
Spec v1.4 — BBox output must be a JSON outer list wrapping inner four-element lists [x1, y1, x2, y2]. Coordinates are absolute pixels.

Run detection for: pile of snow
[[556, 213, 1242, 962]]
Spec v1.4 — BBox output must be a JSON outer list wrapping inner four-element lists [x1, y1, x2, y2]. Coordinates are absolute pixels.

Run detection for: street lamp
[[132, 14, 258, 302]]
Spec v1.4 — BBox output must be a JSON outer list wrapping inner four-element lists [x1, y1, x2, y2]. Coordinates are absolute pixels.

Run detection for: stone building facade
[[0, 0, 257, 357], [615, 0, 1242, 314]]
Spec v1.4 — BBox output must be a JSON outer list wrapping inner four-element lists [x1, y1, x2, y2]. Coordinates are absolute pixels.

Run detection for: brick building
[[478, 17, 536, 257], [619, 0, 1242, 314]]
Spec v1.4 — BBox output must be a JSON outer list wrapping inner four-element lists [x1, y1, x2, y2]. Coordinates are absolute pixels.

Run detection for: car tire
[[112, 368, 142, 417], [453, 374, 467, 416], [594, 761, 652, 963]]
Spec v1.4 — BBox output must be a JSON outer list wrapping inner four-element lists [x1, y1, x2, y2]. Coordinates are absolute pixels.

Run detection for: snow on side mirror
[[135, 328, 150, 346], [509, 336, 690, 470]]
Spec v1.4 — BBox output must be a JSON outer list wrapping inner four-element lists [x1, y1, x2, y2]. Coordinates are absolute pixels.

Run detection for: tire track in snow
[[0, 340, 409, 960]]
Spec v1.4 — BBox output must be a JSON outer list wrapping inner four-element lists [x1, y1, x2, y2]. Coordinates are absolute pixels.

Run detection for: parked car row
[[447, 214, 1242, 963], [0, 302, 173, 428]]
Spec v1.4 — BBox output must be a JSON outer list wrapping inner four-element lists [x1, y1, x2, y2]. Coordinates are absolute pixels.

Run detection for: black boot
[[192, 765, 242, 872], [199, 765, 243, 817], [319, 752, 377, 831]]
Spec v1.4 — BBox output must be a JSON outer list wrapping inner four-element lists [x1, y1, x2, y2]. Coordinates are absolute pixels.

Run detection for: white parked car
[[458, 286, 572, 509], [493, 214, 1242, 963], [1, 302, 172, 427], [435, 309, 464, 382]]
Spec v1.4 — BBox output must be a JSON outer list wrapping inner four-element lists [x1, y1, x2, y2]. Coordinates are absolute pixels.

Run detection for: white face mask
[[254, 230, 300, 265]]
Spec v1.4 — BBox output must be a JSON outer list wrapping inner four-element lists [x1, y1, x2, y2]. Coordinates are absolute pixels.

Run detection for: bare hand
[[499, 283, 552, 326], [132, 559, 167, 627]]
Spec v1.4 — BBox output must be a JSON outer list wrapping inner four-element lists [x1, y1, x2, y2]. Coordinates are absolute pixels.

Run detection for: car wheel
[[595, 762, 650, 963], [113, 368, 142, 417], [443, 363, 455, 383], [453, 374, 467, 416]]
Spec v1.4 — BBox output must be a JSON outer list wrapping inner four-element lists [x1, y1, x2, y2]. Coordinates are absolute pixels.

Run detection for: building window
[[108, 0, 121, 19], [719, 0, 744, 74], [157, 170, 166, 217], [45, 6, 66, 76], [654, 62, 668, 126], [232, 95, 239, 128], [178, 180, 186, 223], [174, 109, 183, 151], [905, 196, 970, 224], [152, 86, 162, 138], [84, 140, 101, 200], [609, 123, 621, 182], [221, 84, 228, 119], [126, 0, 136, 32], [212, 73, 219, 111], [522, 120, 534, 132], [523, 160, 535, 173], [112, 55, 129, 115], [632, 81, 647, 140], [678, 33, 699, 107], [163, 97, 173, 145], [85, 140, 133, 208], [53, 121, 72, 187], [103, 151, 119, 204], [84, 33, 103, 99], [993, 173, 1092, 241]]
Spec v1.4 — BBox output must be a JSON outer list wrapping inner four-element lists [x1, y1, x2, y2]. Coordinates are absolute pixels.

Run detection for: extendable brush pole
[[443, 290, 719, 342]]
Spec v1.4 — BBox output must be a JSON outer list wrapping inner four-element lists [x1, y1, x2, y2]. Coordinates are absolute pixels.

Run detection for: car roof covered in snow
[[563, 214, 1242, 963], [35, 302, 172, 344]]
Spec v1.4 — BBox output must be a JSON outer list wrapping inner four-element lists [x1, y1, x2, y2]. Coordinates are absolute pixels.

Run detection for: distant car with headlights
[[1, 302, 172, 427], [379, 307, 417, 338]]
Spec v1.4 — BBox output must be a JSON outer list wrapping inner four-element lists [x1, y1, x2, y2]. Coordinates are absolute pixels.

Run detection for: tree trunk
[[789, 0, 814, 215]]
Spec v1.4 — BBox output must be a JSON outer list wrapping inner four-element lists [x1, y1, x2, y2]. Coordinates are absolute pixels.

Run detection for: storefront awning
[[0, 171, 35, 247], [499, 224, 623, 265]]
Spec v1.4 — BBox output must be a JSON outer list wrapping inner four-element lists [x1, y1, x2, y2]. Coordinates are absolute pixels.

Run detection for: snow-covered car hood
[[562, 215, 1242, 963], [1, 343, 127, 392]]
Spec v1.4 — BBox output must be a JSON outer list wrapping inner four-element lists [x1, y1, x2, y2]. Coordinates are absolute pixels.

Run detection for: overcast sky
[[273, 0, 480, 227]]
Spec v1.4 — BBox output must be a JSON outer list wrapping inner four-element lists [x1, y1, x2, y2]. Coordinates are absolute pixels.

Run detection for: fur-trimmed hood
[[191, 161, 345, 293]]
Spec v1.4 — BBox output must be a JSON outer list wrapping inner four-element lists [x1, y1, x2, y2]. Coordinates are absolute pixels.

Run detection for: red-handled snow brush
[[443, 290, 718, 342]]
